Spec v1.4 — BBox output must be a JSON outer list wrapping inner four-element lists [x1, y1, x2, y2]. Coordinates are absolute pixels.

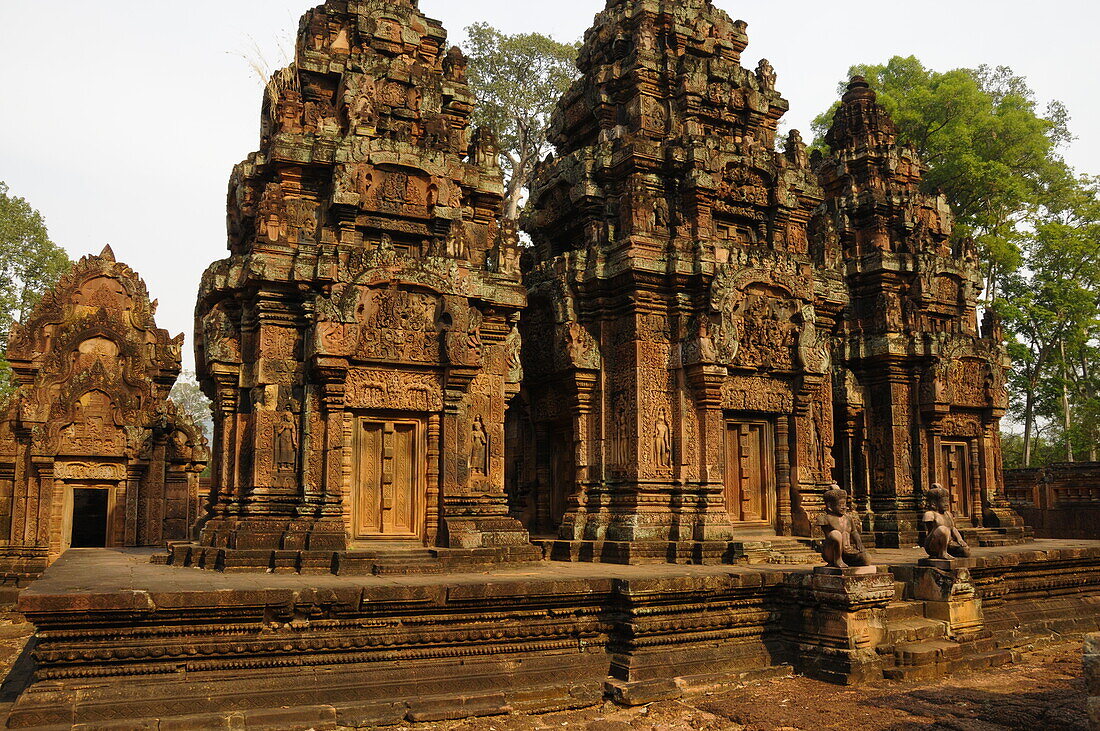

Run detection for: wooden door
[[353, 418, 424, 540], [940, 442, 972, 519], [724, 419, 775, 524]]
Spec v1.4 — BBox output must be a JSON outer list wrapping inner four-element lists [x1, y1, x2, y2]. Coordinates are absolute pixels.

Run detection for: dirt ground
[[0, 613, 31, 685], [395, 641, 1091, 731]]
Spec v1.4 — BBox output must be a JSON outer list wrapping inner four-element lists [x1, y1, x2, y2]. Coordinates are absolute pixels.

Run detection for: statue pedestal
[[783, 566, 895, 683], [909, 559, 983, 637]]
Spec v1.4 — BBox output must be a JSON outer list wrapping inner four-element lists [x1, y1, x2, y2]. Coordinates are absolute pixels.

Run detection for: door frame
[[351, 415, 427, 541], [722, 416, 777, 528], [939, 440, 973, 519], [61, 484, 118, 552]]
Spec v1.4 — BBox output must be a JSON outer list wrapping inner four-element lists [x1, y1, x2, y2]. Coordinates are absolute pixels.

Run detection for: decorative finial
[[842, 76, 876, 104], [100, 244, 116, 262]]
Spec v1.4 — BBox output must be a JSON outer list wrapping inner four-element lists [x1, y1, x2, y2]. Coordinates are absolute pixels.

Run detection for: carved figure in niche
[[470, 128, 499, 169], [654, 409, 672, 469], [275, 413, 297, 473], [258, 183, 286, 241], [504, 323, 523, 383], [612, 408, 628, 467], [443, 46, 468, 82], [818, 486, 871, 568], [922, 485, 971, 560], [797, 304, 829, 374], [275, 88, 305, 136], [470, 416, 489, 475], [756, 59, 777, 90], [653, 194, 670, 232]]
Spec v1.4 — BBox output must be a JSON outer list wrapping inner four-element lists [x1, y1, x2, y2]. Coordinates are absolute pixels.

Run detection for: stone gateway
[[0, 247, 208, 587]]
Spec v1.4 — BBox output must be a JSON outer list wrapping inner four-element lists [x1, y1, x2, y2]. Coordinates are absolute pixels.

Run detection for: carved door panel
[[940, 442, 972, 519], [724, 420, 775, 524], [353, 418, 423, 540]]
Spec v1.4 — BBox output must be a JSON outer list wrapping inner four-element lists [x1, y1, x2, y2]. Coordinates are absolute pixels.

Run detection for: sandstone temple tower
[[520, 0, 833, 560], [817, 78, 1024, 547], [0, 248, 208, 584], [186, 0, 535, 569], [516, 0, 1021, 558]]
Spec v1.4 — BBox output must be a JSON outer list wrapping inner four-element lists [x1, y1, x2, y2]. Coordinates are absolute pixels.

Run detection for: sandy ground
[[391, 641, 1090, 731]]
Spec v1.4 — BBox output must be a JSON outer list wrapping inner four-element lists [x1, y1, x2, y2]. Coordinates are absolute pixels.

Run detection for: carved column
[[775, 412, 793, 537]]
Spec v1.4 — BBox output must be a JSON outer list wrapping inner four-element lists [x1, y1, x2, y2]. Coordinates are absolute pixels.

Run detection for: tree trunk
[[1060, 339, 1074, 462], [1023, 384, 1036, 468]]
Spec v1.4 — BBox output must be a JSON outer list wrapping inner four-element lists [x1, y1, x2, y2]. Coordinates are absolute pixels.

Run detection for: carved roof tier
[[223, 0, 519, 288]]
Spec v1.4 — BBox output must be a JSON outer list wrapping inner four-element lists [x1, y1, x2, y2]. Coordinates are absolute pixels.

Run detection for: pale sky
[[1, 1, 1098, 366]]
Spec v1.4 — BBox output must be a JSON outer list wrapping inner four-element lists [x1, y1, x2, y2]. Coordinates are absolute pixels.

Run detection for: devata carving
[[178, 0, 535, 570], [0, 247, 208, 583]]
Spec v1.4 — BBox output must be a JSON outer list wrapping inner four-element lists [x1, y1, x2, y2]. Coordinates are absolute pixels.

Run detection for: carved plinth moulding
[[0, 247, 209, 583], [181, 0, 536, 570]]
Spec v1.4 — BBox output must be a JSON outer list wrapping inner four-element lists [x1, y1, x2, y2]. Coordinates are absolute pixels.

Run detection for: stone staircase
[[960, 525, 1034, 547], [336, 543, 446, 575], [766, 539, 825, 566], [876, 581, 1016, 681]]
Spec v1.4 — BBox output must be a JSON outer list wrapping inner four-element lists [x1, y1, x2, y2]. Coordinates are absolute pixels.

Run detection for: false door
[[723, 419, 775, 524], [353, 418, 424, 540], [940, 441, 973, 519]]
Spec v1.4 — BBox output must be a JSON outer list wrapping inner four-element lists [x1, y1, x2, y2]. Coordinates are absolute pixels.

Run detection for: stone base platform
[[164, 541, 542, 576], [533, 537, 824, 566], [6, 540, 1100, 729]]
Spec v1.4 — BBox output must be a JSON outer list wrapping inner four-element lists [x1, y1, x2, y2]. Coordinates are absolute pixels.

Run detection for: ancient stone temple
[[7, 4, 1099, 729], [520, 0, 838, 559], [179, 0, 535, 570], [516, 0, 1022, 558], [818, 77, 1025, 547], [0, 247, 208, 585]]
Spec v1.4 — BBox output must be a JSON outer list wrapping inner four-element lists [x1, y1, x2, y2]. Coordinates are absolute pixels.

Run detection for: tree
[[0, 182, 70, 400], [463, 23, 579, 221], [170, 370, 214, 442], [812, 56, 1073, 302], [998, 176, 1100, 466]]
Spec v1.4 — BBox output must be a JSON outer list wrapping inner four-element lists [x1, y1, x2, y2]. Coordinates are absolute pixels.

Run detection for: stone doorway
[[352, 418, 425, 541], [548, 423, 574, 530], [723, 418, 776, 526], [940, 441, 973, 519], [67, 488, 110, 549]]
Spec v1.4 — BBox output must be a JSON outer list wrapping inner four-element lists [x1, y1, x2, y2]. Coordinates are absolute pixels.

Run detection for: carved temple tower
[[520, 0, 837, 560], [817, 77, 1024, 547], [184, 0, 536, 569], [0, 248, 208, 584]]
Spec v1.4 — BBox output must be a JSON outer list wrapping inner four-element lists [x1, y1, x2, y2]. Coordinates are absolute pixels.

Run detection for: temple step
[[961, 526, 1035, 547], [884, 599, 924, 622], [763, 539, 824, 566], [338, 545, 447, 575], [883, 616, 950, 644]]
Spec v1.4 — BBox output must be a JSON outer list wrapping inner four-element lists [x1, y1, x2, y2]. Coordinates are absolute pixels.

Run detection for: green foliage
[[0, 182, 70, 400], [997, 176, 1100, 465], [812, 56, 1072, 300], [463, 23, 579, 220], [170, 370, 214, 442]]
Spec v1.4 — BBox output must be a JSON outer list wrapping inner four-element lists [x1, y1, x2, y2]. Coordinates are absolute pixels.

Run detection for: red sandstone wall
[[1005, 463, 1100, 539]]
